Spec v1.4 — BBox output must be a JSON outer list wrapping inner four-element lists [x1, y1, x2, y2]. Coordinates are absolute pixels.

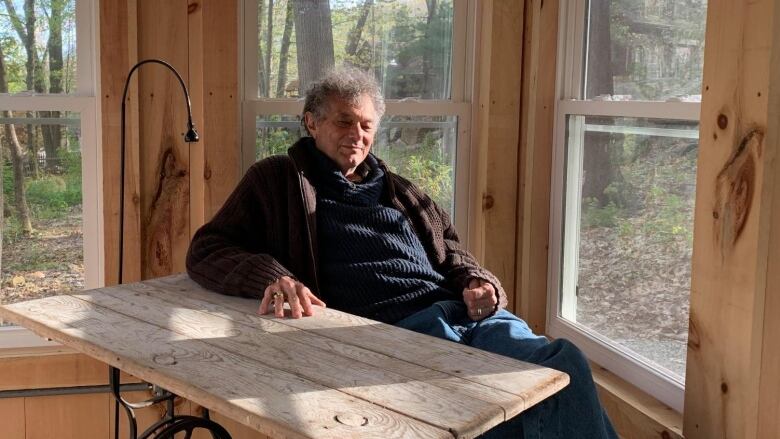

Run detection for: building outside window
[[242, 0, 476, 231], [0, 0, 100, 343], [548, 0, 707, 411]]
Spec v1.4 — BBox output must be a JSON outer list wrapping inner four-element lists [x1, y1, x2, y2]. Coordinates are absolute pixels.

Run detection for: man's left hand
[[463, 278, 498, 321]]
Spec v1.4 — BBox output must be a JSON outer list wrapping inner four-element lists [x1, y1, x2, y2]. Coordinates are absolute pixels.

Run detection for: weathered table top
[[0, 274, 568, 438]]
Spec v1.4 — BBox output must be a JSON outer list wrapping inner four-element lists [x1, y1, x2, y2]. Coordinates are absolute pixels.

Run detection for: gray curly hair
[[301, 67, 385, 135]]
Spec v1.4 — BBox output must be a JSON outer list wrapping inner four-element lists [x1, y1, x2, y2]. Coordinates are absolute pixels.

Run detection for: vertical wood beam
[[515, 0, 558, 334], [200, 0, 240, 220], [472, 0, 524, 312], [684, 0, 780, 437]]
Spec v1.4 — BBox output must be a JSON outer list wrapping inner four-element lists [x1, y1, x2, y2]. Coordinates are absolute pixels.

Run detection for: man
[[187, 68, 617, 439]]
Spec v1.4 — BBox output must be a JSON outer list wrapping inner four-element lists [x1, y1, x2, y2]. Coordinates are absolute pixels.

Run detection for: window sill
[[592, 361, 683, 439]]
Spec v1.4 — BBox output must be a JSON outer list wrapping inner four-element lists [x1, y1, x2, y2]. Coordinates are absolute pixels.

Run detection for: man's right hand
[[258, 276, 326, 319]]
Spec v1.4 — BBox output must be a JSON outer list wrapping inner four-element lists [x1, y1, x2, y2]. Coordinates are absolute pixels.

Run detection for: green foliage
[[377, 132, 453, 213], [582, 197, 622, 228]]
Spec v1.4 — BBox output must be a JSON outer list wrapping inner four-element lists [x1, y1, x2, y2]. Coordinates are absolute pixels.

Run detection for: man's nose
[[348, 123, 363, 139]]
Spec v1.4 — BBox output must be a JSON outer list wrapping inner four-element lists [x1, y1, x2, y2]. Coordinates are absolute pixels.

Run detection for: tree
[[293, 0, 334, 93], [0, 43, 34, 235], [264, 0, 274, 98], [40, 0, 67, 171], [276, 0, 294, 97], [3, 0, 40, 177], [582, 0, 626, 207], [344, 0, 373, 65]]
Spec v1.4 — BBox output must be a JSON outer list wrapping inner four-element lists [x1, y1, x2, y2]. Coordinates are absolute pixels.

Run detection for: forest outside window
[[548, 0, 707, 412], [243, 0, 473, 227], [0, 0, 99, 334]]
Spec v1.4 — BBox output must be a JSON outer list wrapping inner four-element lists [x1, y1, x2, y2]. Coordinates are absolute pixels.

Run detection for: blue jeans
[[395, 301, 618, 439]]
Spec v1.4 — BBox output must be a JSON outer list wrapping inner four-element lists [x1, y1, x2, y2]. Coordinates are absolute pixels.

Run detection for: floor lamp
[[114, 60, 230, 439], [118, 59, 199, 285]]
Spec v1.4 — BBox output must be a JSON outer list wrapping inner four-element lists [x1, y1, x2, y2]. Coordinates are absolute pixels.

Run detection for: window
[[0, 0, 100, 342], [549, 0, 707, 411], [242, 0, 475, 231]]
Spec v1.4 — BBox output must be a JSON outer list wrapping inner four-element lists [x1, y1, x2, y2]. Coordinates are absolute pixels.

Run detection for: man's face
[[305, 93, 378, 177]]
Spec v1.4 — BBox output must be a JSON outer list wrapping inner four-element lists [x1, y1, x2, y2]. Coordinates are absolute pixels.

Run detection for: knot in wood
[[717, 114, 728, 130], [482, 194, 495, 211], [334, 413, 369, 427]]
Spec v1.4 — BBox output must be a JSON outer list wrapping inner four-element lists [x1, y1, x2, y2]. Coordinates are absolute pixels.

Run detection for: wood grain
[[24, 394, 109, 439], [81, 285, 506, 437], [0, 295, 449, 439], [0, 398, 25, 439], [515, 0, 559, 334], [684, 0, 779, 438], [148, 275, 569, 412]]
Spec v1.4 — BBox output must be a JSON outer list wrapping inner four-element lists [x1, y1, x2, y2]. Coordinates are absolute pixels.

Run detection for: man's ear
[[304, 112, 317, 137]]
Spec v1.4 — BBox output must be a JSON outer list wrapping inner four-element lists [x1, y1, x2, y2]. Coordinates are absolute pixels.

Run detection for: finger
[[297, 285, 314, 316], [288, 289, 303, 319], [463, 288, 485, 304], [308, 292, 326, 308], [273, 290, 285, 318], [258, 293, 273, 315], [259, 286, 275, 315], [279, 281, 299, 318]]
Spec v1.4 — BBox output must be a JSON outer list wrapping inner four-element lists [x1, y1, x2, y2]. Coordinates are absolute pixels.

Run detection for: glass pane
[[255, 114, 457, 216], [0, 0, 78, 94], [585, 0, 707, 101], [562, 115, 697, 379], [1, 111, 84, 325], [256, 0, 453, 99]]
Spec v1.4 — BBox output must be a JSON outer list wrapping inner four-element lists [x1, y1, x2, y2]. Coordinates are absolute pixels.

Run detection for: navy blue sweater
[[312, 150, 456, 323]]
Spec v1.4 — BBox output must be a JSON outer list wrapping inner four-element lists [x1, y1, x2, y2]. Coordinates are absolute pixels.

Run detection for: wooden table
[[0, 274, 568, 438]]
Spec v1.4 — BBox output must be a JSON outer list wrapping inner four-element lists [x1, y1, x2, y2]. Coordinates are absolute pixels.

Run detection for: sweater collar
[[307, 142, 385, 206], [288, 137, 399, 202]]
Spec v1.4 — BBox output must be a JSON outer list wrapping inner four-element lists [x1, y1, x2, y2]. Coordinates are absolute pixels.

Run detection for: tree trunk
[[582, 0, 624, 207], [257, 0, 267, 96], [345, 0, 373, 63], [0, 23, 34, 234], [293, 0, 335, 94], [276, 0, 294, 97], [42, 0, 66, 171], [422, 0, 438, 99], [265, 0, 274, 98]]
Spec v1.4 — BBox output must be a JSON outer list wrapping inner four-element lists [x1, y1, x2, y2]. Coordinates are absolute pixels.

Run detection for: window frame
[[239, 0, 477, 238], [0, 0, 102, 346], [547, 0, 702, 412]]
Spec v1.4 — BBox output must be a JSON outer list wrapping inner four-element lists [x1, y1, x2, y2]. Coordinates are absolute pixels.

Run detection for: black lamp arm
[[118, 58, 199, 285]]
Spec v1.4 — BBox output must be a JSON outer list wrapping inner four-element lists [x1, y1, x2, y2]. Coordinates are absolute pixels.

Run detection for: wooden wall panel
[[201, 0, 240, 220], [101, 0, 240, 284], [472, 0, 525, 312], [0, 398, 25, 439], [137, 0, 192, 279], [684, 0, 780, 438], [24, 394, 109, 439], [515, 0, 558, 334]]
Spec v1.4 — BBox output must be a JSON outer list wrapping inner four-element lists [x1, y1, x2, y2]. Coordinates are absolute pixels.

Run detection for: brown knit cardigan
[[186, 138, 507, 310]]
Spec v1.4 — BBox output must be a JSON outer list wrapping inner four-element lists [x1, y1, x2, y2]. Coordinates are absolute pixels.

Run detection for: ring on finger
[[272, 291, 285, 301], [476, 307, 482, 316]]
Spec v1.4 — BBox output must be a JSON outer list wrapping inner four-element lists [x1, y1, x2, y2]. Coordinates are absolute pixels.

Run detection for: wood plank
[[756, 2, 780, 435], [0, 398, 25, 439], [116, 279, 529, 417], [149, 275, 568, 411], [79, 286, 507, 437], [684, 0, 780, 438], [187, 0, 206, 236], [137, 0, 192, 279], [0, 352, 139, 391], [201, 0, 240, 220], [100, 0, 142, 284], [592, 364, 683, 439], [515, 0, 559, 334], [25, 393, 109, 439], [190, 402, 273, 439], [0, 296, 450, 439], [472, 0, 525, 311]]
